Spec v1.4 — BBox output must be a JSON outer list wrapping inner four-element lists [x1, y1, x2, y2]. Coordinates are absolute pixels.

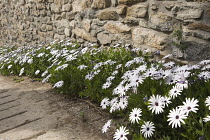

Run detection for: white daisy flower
[[165, 74, 176, 85], [162, 54, 172, 59], [169, 86, 182, 99], [8, 64, 12, 69], [77, 65, 88, 70], [140, 121, 155, 138], [27, 58, 33, 64], [163, 61, 175, 68], [148, 95, 164, 114], [203, 116, 210, 122], [162, 96, 172, 107], [113, 126, 129, 140], [198, 71, 210, 81], [41, 70, 48, 77], [106, 76, 115, 82], [102, 119, 112, 133], [167, 107, 187, 128], [125, 60, 135, 67], [102, 81, 112, 89], [176, 81, 188, 90], [112, 70, 118, 75], [42, 74, 52, 83], [119, 96, 128, 110], [35, 70, 40, 75], [199, 60, 210, 65], [19, 67, 25, 76], [110, 102, 120, 113], [144, 67, 157, 78], [129, 108, 142, 124], [205, 96, 210, 110], [53, 81, 64, 88], [179, 98, 199, 116], [100, 97, 110, 109]]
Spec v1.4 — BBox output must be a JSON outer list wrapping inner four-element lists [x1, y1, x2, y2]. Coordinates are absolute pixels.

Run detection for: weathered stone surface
[[139, 18, 148, 28], [132, 27, 169, 50], [103, 21, 131, 34], [46, 25, 53, 31], [182, 37, 210, 61], [51, 3, 61, 13], [54, 33, 65, 40], [122, 17, 139, 25], [97, 9, 119, 20], [19, 0, 25, 5], [72, 0, 91, 12], [97, 32, 112, 44], [116, 4, 127, 15], [55, 19, 70, 28], [91, 0, 111, 9], [183, 26, 210, 40], [72, 28, 97, 42], [118, 0, 146, 5], [64, 28, 71, 36], [62, 4, 72, 12], [127, 3, 148, 18], [172, 5, 204, 20], [188, 23, 210, 32], [37, 3, 46, 10], [82, 19, 91, 32], [149, 12, 175, 31]]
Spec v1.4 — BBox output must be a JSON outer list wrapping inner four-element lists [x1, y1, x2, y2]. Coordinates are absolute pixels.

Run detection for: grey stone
[[62, 4, 72, 12], [116, 4, 127, 15], [73, 28, 97, 42], [118, 0, 146, 5], [172, 5, 204, 20], [91, 0, 111, 9], [103, 21, 131, 34], [64, 28, 71, 37], [82, 19, 92, 32], [149, 12, 175, 32], [182, 37, 210, 61], [183, 26, 210, 40], [97, 32, 112, 44], [127, 3, 148, 18], [132, 27, 169, 50], [122, 17, 139, 25], [97, 9, 119, 20], [51, 3, 61, 13]]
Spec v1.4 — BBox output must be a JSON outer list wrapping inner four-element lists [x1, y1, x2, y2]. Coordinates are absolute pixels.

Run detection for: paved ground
[[0, 76, 111, 140]]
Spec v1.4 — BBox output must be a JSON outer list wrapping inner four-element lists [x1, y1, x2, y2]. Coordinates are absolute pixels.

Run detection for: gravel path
[[0, 76, 110, 140]]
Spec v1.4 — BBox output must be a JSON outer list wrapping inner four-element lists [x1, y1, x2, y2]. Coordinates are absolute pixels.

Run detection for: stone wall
[[0, 0, 210, 61]]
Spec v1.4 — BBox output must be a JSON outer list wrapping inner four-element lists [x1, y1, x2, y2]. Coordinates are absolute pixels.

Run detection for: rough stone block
[[97, 9, 119, 20], [132, 27, 169, 50], [91, 0, 111, 9], [82, 19, 92, 32], [97, 32, 112, 44], [172, 5, 204, 20], [103, 21, 131, 34], [188, 22, 210, 32], [64, 28, 71, 36], [183, 26, 210, 40], [116, 4, 127, 15], [62, 4, 72, 12], [72, 28, 97, 42], [182, 37, 210, 61], [54, 33, 65, 40], [51, 3, 61, 13], [127, 3, 148, 18], [149, 12, 175, 32], [118, 0, 146, 5]]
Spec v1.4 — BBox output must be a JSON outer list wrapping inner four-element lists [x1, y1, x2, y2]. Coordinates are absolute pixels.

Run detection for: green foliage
[[0, 40, 210, 140]]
